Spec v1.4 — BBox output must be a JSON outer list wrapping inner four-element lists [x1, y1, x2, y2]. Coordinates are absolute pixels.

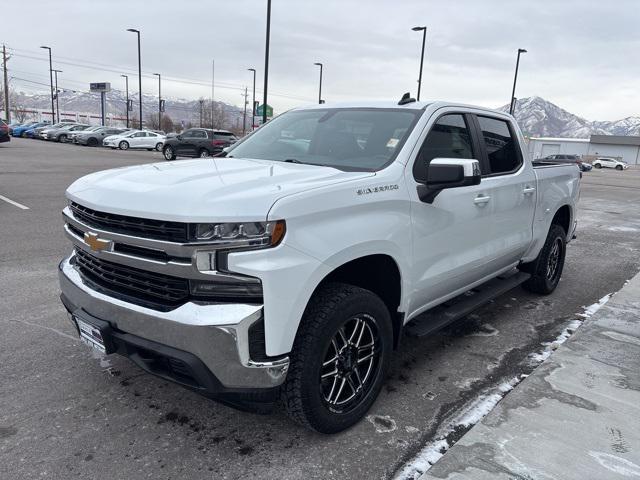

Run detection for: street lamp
[[52, 69, 62, 123], [262, 0, 271, 125], [120, 74, 129, 128], [411, 26, 427, 101], [126, 28, 143, 129], [153, 73, 161, 130], [39, 46, 55, 123], [509, 48, 527, 115], [248, 68, 256, 121], [314, 62, 323, 104]]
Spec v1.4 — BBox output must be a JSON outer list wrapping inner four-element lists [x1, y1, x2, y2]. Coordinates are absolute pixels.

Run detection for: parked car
[[0, 119, 10, 143], [535, 153, 592, 172], [48, 124, 91, 142], [593, 157, 629, 170], [103, 130, 166, 151], [72, 126, 127, 146], [59, 100, 580, 433], [162, 128, 238, 160], [12, 121, 44, 137], [68, 126, 102, 144], [23, 122, 56, 139]]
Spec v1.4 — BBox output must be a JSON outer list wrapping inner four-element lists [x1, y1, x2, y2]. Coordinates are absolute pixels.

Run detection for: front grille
[[74, 249, 189, 311], [70, 202, 188, 243]]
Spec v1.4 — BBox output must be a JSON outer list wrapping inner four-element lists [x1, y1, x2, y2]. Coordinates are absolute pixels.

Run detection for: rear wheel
[[155, 142, 163, 152], [119, 141, 129, 150], [199, 148, 210, 158], [163, 146, 176, 161], [520, 224, 566, 295], [594, 163, 602, 169], [282, 282, 392, 433], [59, 134, 67, 142]]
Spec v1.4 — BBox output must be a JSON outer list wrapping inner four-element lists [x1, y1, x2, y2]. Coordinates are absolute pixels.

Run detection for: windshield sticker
[[386, 138, 399, 148], [357, 184, 399, 196]]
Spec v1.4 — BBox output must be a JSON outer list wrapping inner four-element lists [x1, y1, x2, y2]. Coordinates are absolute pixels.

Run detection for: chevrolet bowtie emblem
[[84, 232, 111, 252]]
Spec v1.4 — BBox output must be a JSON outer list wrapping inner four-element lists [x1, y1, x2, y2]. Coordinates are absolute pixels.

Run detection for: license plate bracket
[[73, 313, 116, 354]]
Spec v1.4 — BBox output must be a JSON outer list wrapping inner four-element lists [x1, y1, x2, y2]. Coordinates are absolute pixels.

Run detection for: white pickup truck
[[59, 99, 580, 433]]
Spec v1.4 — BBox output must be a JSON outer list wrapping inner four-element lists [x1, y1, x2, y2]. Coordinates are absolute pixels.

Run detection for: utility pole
[[153, 73, 161, 130], [263, 0, 271, 125], [242, 87, 248, 135], [2, 45, 10, 122], [40, 46, 55, 123], [53, 69, 62, 122], [248, 68, 256, 127], [211, 59, 215, 128]]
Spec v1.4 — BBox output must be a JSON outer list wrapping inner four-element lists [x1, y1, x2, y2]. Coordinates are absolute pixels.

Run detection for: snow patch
[[394, 377, 521, 480], [580, 294, 612, 318], [588, 451, 640, 476], [608, 226, 639, 233]]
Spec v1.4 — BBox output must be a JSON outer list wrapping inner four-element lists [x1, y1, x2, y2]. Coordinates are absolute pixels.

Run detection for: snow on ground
[[394, 293, 615, 480]]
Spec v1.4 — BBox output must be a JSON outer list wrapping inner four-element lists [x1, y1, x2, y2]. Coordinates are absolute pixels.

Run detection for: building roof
[[590, 135, 640, 146]]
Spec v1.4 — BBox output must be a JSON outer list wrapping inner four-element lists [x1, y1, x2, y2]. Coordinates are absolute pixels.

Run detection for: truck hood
[[67, 158, 374, 222]]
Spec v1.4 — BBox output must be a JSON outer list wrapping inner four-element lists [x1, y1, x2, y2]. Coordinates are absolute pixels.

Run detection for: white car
[[103, 130, 166, 151], [593, 157, 629, 170], [59, 100, 580, 433]]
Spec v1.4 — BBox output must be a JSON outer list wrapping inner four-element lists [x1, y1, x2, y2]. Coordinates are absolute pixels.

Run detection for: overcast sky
[[3, 0, 639, 120]]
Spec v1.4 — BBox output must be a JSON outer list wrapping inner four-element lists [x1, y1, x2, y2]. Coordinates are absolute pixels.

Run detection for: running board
[[405, 270, 531, 338]]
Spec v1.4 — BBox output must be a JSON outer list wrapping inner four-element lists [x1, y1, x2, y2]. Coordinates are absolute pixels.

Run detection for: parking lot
[[1, 137, 640, 479]]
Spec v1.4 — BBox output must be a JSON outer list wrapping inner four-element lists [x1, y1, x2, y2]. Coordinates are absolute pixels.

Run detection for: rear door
[[469, 114, 536, 268]]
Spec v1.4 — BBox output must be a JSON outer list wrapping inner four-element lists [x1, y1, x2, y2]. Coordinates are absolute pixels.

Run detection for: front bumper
[[58, 254, 289, 395]]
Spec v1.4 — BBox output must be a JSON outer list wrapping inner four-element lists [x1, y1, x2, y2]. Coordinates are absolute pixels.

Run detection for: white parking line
[[0, 194, 30, 210]]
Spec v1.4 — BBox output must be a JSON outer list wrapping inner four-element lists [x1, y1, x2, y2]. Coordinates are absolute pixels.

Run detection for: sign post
[[90, 82, 111, 126]]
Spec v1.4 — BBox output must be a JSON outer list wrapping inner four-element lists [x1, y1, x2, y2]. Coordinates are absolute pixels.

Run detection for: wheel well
[[320, 254, 403, 349], [552, 205, 571, 235]]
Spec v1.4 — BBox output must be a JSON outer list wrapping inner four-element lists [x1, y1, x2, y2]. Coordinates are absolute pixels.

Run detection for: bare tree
[[145, 114, 160, 131], [11, 105, 28, 123], [160, 114, 175, 133]]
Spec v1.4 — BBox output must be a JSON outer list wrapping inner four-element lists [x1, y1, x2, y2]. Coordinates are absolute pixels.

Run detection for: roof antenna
[[398, 92, 416, 105]]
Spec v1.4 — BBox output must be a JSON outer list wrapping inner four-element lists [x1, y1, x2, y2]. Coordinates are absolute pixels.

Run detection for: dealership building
[[527, 135, 640, 164]]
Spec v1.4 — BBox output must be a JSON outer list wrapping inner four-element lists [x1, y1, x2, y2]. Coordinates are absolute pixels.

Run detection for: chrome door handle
[[474, 195, 491, 205], [523, 186, 536, 195]]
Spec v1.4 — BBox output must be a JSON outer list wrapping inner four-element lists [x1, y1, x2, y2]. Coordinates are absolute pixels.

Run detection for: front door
[[407, 111, 496, 316]]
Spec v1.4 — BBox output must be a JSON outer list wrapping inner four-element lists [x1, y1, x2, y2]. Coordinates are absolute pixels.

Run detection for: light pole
[[153, 73, 161, 130], [248, 68, 256, 122], [262, 0, 271, 125], [121, 74, 129, 128], [509, 48, 527, 115], [211, 59, 214, 128], [40, 46, 55, 123], [411, 26, 427, 101], [314, 62, 323, 104], [52, 69, 62, 122], [126, 28, 143, 129]]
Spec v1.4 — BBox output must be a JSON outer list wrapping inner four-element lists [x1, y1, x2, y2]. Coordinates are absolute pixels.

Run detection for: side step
[[406, 270, 531, 338]]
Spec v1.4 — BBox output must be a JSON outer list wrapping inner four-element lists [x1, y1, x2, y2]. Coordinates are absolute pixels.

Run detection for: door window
[[413, 114, 474, 182], [192, 130, 207, 139], [477, 116, 521, 175]]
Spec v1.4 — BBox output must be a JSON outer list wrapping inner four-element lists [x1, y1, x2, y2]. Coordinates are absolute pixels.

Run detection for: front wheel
[[520, 224, 566, 295], [616, 165, 623, 171], [155, 142, 163, 152], [198, 148, 210, 158], [163, 146, 176, 160], [282, 283, 392, 433], [119, 141, 129, 150], [59, 134, 67, 142]]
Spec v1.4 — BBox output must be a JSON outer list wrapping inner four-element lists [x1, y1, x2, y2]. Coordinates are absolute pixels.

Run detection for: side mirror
[[222, 147, 230, 153], [176, 135, 182, 140], [417, 158, 481, 204]]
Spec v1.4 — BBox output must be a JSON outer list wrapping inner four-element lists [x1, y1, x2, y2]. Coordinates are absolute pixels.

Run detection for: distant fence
[[1, 108, 128, 127]]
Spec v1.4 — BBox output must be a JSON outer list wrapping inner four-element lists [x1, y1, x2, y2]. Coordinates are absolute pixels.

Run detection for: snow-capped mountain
[[499, 96, 640, 138]]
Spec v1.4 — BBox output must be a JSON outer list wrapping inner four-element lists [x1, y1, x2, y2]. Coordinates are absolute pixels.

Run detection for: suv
[[593, 157, 629, 170], [162, 128, 238, 160]]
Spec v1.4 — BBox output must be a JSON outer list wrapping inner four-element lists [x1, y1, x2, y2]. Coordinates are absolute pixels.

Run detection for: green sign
[[256, 104, 273, 117]]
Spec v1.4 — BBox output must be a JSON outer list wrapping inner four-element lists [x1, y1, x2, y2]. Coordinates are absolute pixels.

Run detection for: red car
[[0, 120, 10, 143]]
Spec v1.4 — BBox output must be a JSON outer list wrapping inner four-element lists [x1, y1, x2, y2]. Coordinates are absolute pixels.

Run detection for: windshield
[[227, 108, 421, 171]]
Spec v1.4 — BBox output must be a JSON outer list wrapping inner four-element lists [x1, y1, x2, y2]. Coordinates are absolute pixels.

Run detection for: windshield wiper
[[283, 158, 304, 164]]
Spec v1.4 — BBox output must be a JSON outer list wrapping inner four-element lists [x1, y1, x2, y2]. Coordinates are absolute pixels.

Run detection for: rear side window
[[477, 116, 521, 174], [413, 114, 474, 182]]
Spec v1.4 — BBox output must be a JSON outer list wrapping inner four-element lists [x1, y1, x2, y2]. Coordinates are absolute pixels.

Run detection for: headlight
[[191, 220, 286, 248]]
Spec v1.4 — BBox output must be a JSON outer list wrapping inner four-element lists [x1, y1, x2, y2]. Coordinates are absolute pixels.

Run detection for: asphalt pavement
[[1, 138, 639, 480]]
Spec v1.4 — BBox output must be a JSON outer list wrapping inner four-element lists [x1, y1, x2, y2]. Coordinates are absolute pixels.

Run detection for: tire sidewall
[[156, 142, 163, 151], [163, 146, 175, 160], [293, 286, 392, 432], [119, 141, 129, 150], [538, 225, 566, 292]]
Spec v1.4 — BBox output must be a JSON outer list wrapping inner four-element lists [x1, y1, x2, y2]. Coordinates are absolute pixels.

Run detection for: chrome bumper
[[58, 254, 289, 389]]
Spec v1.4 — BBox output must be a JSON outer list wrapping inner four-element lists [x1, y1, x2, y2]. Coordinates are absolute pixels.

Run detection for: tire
[[282, 282, 392, 433], [594, 163, 601, 169], [163, 146, 176, 161], [520, 224, 566, 295], [616, 165, 623, 171], [21, 132, 27, 138], [146, 148, 153, 151], [155, 142, 163, 152], [59, 134, 67, 142], [198, 148, 210, 158], [87, 137, 98, 147], [119, 141, 129, 150]]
